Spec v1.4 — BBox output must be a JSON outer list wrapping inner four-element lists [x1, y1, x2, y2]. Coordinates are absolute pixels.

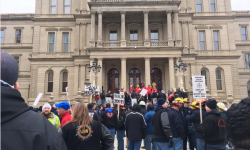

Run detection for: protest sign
[[140, 89, 148, 96], [114, 93, 125, 104], [33, 93, 43, 106], [105, 97, 113, 107], [131, 99, 137, 107], [85, 85, 100, 95], [192, 76, 206, 99]]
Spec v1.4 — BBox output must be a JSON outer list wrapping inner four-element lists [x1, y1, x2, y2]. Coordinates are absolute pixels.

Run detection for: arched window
[[216, 69, 222, 90], [47, 72, 53, 92], [129, 68, 141, 88], [107, 68, 120, 93], [247, 81, 250, 97], [201, 70, 207, 86], [62, 72, 68, 92]]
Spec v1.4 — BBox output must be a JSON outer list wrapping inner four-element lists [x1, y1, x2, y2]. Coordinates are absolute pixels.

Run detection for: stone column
[[174, 11, 181, 46], [80, 64, 86, 91], [169, 58, 176, 91], [97, 59, 103, 92], [97, 11, 103, 48], [145, 58, 150, 86], [120, 11, 126, 47], [75, 23, 80, 54], [90, 12, 96, 48], [166, 11, 174, 46], [89, 59, 93, 85], [164, 63, 170, 92], [121, 58, 127, 91], [143, 11, 150, 47], [188, 21, 195, 53], [74, 65, 79, 96]]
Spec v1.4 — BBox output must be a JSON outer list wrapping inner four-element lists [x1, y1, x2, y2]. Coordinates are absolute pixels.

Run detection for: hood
[[1, 84, 30, 124], [155, 105, 165, 111], [132, 103, 141, 112], [207, 109, 221, 116], [105, 108, 113, 113]]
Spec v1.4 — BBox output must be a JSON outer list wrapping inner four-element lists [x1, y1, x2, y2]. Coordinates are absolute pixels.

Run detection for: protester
[[87, 103, 99, 121], [96, 105, 103, 117], [226, 97, 250, 149], [1, 51, 67, 150], [42, 103, 60, 129], [92, 103, 97, 110], [196, 99, 226, 150], [125, 91, 131, 106], [126, 105, 133, 116], [168, 100, 185, 150], [144, 104, 156, 150], [95, 94, 100, 105], [158, 81, 162, 92], [151, 90, 157, 104], [147, 85, 152, 101], [139, 101, 148, 116], [217, 102, 227, 121], [186, 100, 206, 150], [60, 103, 113, 150], [100, 103, 118, 150], [131, 89, 137, 100], [125, 103, 147, 150], [152, 98, 173, 150], [100, 90, 106, 107], [55, 101, 71, 127], [117, 104, 126, 150], [129, 85, 134, 92]]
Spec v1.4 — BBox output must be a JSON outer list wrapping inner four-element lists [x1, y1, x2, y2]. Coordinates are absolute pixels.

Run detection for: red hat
[[119, 104, 126, 110]]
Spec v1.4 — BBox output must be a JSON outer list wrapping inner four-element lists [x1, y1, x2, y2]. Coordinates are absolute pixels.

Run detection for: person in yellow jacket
[[41, 103, 61, 130]]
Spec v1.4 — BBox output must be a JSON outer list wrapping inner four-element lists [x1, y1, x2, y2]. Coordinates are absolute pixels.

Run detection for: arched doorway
[[129, 68, 141, 89], [107, 68, 119, 93], [151, 68, 162, 91]]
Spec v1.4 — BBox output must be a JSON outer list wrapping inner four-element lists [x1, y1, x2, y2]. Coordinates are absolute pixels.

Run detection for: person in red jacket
[[152, 86, 158, 93], [55, 101, 71, 127], [95, 94, 100, 105], [129, 85, 134, 93]]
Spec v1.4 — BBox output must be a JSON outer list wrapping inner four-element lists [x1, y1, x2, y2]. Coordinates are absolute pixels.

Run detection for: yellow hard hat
[[175, 97, 183, 104], [191, 101, 199, 109], [183, 98, 189, 103]]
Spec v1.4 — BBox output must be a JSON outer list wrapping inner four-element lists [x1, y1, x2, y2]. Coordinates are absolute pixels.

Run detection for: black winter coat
[[167, 108, 185, 138], [1, 84, 67, 150]]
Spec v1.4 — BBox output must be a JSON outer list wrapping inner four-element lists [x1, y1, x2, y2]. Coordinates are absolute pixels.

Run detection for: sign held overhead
[[192, 76, 206, 99]]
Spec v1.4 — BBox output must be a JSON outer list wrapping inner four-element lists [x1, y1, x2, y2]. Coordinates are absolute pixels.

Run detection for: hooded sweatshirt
[[100, 108, 118, 130]]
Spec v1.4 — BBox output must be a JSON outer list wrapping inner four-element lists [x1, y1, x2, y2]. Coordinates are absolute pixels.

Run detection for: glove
[[181, 135, 185, 140], [169, 138, 174, 148]]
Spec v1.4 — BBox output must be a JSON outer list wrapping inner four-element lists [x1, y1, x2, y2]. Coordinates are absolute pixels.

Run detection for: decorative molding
[[106, 23, 120, 27], [90, 11, 96, 14], [14, 27, 24, 29], [173, 10, 179, 13], [45, 27, 58, 31], [181, 21, 189, 24], [201, 64, 207, 68], [239, 24, 249, 27], [217, 64, 221, 68], [127, 23, 141, 27], [209, 25, 222, 29], [60, 27, 72, 31], [120, 11, 126, 14], [148, 22, 162, 26], [143, 11, 149, 14], [195, 25, 208, 29], [166, 10, 172, 13], [1, 27, 6, 30], [97, 11, 103, 14]]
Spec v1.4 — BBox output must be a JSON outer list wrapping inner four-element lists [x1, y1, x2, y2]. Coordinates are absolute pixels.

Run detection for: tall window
[[63, 33, 69, 52], [213, 31, 219, 50], [51, 0, 56, 14], [16, 30, 21, 43], [245, 54, 250, 68], [210, 0, 216, 12], [48, 72, 53, 92], [64, 0, 70, 14], [110, 31, 117, 47], [199, 31, 205, 50], [201, 70, 207, 86], [0, 30, 4, 43], [242, 27, 247, 41], [216, 69, 222, 90], [130, 30, 138, 41], [49, 33, 55, 52], [247, 81, 250, 97], [62, 72, 68, 92], [151, 30, 158, 41], [196, 0, 202, 12]]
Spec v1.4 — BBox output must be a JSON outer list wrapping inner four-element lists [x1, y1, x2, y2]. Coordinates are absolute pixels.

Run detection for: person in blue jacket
[[186, 101, 207, 150], [144, 104, 156, 150], [168, 100, 185, 150]]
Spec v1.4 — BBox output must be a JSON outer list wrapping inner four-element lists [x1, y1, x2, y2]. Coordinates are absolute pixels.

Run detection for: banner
[[105, 97, 113, 107], [85, 85, 100, 95], [192, 76, 206, 99], [33, 93, 43, 106], [114, 93, 125, 104]]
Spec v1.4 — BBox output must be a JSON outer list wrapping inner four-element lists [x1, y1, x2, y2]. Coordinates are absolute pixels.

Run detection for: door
[[129, 68, 141, 89], [107, 68, 119, 93], [151, 68, 162, 90]]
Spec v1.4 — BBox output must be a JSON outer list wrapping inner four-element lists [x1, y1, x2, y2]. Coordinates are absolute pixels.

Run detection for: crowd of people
[[1, 51, 250, 150]]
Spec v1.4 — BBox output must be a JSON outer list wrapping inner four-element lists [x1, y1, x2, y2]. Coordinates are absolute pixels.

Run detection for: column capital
[[97, 11, 103, 14], [173, 10, 179, 13], [90, 11, 96, 14], [144, 57, 151, 60], [120, 58, 127, 61], [166, 10, 172, 13], [120, 11, 126, 14], [143, 11, 149, 14], [97, 58, 103, 61], [181, 21, 189, 24]]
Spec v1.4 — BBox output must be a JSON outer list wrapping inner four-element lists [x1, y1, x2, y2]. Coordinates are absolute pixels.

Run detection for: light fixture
[[174, 64, 178, 71], [178, 58, 183, 66], [97, 64, 101, 72], [88, 65, 91, 72]]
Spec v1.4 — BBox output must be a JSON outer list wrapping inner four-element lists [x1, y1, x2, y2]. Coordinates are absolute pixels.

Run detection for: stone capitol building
[[1, 0, 250, 106]]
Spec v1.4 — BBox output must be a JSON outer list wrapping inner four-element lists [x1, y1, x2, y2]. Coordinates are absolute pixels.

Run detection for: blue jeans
[[196, 138, 205, 150], [170, 137, 183, 150], [109, 129, 116, 150], [101, 99, 106, 107], [117, 130, 125, 150], [127, 140, 142, 150], [95, 99, 99, 105], [155, 142, 170, 150], [144, 135, 157, 150]]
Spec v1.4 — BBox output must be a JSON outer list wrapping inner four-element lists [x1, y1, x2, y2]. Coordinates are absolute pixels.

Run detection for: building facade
[[1, 0, 250, 106]]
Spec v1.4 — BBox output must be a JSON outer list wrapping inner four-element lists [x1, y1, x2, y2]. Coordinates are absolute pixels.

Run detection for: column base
[[97, 40, 103, 48], [120, 40, 126, 47], [175, 40, 181, 46], [144, 41, 150, 47], [168, 39, 174, 46], [90, 41, 96, 48]]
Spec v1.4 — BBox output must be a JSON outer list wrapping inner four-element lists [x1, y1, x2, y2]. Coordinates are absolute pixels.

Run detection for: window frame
[[16, 29, 22, 43], [64, 0, 70, 14], [241, 27, 248, 41], [62, 32, 69, 52], [0, 30, 4, 44], [213, 30, 220, 50], [150, 30, 159, 41], [46, 71, 54, 93], [60, 71, 68, 93], [196, 0, 203, 12], [130, 30, 138, 41], [48, 32, 56, 53], [210, 0, 216, 12], [51, 0, 57, 14], [245, 54, 250, 68], [198, 30, 206, 50], [215, 69, 224, 91]]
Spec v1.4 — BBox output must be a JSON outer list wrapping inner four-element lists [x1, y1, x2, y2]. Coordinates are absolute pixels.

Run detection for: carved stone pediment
[[127, 23, 141, 27], [45, 27, 58, 31], [60, 27, 72, 31], [148, 22, 162, 26], [195, 25, 208, 29], [106, 23, 120, 27], [209, 25, 222, 29]]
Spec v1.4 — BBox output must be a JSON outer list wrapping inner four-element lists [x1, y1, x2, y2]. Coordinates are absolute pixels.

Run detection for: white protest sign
[[192, 76, 206, 99], [120, 92, 124, 95], [33, 93, 43, 106], [85, 85, 100, 95], [105, 97, 114, 107], [140, 89, 148, 96], [131, 99, 137, 106], [114, 93, 125, 104], [65, 87, 69, 99]]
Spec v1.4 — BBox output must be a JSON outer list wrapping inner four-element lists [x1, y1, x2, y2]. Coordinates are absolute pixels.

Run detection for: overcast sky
[[0, 0, 250, 14]]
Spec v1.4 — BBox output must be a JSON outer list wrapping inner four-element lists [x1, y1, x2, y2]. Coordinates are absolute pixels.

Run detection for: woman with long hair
[[60, 103, 114, 150]]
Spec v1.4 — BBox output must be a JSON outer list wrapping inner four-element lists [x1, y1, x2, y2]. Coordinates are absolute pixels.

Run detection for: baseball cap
[[1, 51, 19, 86], [55, 101, 70, 110]]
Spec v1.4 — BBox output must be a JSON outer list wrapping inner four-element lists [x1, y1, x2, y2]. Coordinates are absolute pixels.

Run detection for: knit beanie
[[42, 103, 52, 111], [87, 103, 93, 109], [206, 99, 217, 110], [157, 98, 166, 106]]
